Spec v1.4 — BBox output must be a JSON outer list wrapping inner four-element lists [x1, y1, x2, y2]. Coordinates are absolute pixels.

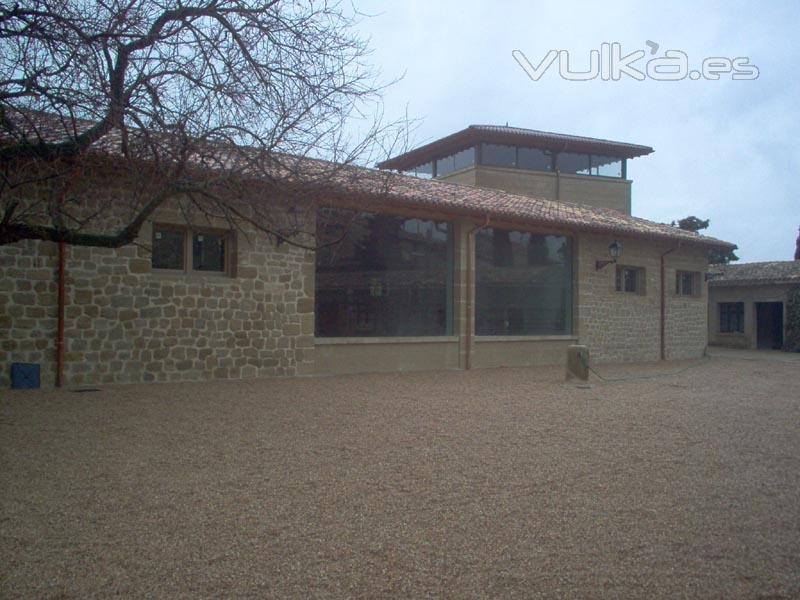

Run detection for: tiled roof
[[320, 162, 734, 250], [2, 111, 733, 250], [377, 124, 654, 170], [708, 261, 800, 286]]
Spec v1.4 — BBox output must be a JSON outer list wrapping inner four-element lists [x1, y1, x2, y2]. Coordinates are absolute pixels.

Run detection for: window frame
[[474, 227, 574, 337], [675, 270, 702, 298], [315, 209, 455, 338], [615, 265, 646, 295], [151, 223, 236, 277], [719, 302, 745, 334]]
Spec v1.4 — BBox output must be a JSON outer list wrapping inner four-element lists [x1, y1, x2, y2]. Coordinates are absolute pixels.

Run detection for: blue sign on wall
[[10, 363, 41, 390]]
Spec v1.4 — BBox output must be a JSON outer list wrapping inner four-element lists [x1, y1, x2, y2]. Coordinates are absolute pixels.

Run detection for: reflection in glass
[[316, 209, 453, 337], [475, 228, 572, 335]]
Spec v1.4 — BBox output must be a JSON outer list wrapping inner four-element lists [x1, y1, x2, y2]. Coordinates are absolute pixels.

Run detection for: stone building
[[1, 125, 736, 388], [707, 261, 800, 350]]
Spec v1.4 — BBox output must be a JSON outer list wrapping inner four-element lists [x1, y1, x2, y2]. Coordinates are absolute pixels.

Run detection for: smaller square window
[[675, 271, 700, 297], [151, 224, 233, 275], [615, 265, 645, 294], [152, 226, 186, 270], [193, 232, 226, 272]]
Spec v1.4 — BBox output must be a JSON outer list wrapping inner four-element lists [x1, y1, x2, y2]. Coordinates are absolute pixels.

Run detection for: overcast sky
[[356, 0, 799, 262]]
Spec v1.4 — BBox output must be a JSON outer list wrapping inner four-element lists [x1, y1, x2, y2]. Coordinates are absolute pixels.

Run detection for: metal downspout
[[56, 241, 66, 387], [465, 215, 491, 370]]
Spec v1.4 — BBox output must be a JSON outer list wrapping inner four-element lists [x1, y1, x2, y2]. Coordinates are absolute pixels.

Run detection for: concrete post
[[566, 344, 590, 382]]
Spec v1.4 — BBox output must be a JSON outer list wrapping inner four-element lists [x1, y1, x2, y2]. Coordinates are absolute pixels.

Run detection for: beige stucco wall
[[439, 166, 632, 214], [707, 284, 791, 349]]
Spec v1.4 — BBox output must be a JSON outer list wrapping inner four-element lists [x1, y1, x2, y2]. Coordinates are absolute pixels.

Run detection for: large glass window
[[557, 152, 592, 175], [591, 155, 623, 178], [518, 147, 554, 171], [475, 228, 572, 336], [411, 162, 433, 179], [481, 143, 517, 168], [436, 147, 475, 176], [315, 209, 453, 337]]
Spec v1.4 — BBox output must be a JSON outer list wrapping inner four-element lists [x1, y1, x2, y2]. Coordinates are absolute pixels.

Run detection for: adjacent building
[[708, 261, 800, 350], [1, 125, 736, 388]]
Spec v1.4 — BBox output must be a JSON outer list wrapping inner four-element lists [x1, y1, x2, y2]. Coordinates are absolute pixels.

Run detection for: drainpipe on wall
[[465, 214, 491, 370], [56, 241, 66, 387], [660, 245, 677, 361]]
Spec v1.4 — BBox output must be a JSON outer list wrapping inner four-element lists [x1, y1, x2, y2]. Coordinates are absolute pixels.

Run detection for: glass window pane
[[616, 266, 642, 293], [436, 154, 454, 177], [557, 152, 591, 174], [192, 232, 226, 272], [592, 155, 622, 178], [452, 147, 475, 171], [719, 302, 744, 333], [518, 147, 553, 172], [315, 209, 453, 337], [412, 162, 433, 179], [152, 227, 185, 270], [482, 144, 516, 168], [436, 147, 475, 177], [475, 229, 572, 335]]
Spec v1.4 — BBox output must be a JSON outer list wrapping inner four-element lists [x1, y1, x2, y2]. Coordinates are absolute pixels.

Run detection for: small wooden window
[[152, 224, 235, 276], [675, 271, 701, 297], [615, 265, 645, 295], [152, 226, 186, 270]]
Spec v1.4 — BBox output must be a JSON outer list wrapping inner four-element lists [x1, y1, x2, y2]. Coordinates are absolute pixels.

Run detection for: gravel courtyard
[[2, 351, 799, 599]]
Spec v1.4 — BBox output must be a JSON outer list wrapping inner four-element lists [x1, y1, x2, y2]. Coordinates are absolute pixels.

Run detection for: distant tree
[[671, 216, 709, 233], [785, 286, 800, 352], [0, 0, 405, 250], [672, 215, 739, 264], [794, 226, 800, 260]]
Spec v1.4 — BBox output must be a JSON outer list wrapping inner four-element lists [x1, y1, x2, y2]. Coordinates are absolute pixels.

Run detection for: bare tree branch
[[0, 0, 409, 249]]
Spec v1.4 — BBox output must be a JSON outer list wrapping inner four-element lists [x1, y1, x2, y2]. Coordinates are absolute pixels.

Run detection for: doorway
[[755, 302, 784, 350]]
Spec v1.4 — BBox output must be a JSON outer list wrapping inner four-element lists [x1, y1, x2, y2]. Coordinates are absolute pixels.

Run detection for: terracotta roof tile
[[322, 163, 735, 250], [708, 261, 800, 286], [2, 111, 735, 250]]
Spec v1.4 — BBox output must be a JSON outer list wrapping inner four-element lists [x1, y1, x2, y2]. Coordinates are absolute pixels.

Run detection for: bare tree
[[0, 0, 405, 249]]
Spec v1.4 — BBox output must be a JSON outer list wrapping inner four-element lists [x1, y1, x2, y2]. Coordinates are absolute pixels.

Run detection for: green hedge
[[786, 285, 800, 352]]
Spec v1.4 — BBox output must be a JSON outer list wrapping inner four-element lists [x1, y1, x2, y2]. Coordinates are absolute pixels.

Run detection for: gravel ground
[[1, 352, 799, 599]]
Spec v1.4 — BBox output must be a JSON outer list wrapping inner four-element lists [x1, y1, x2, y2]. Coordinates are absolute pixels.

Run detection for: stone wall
[[0, 203, 314, 388], [2, 201, 713, 388], [664, 249, 709, 360], [576, 234, 709, 363]]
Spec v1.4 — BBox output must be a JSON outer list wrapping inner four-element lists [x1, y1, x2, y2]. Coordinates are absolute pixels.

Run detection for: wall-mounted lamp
[[287, 205, 303, 230], [276, 205, 304, 247], [595, 240, 622, 270]]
